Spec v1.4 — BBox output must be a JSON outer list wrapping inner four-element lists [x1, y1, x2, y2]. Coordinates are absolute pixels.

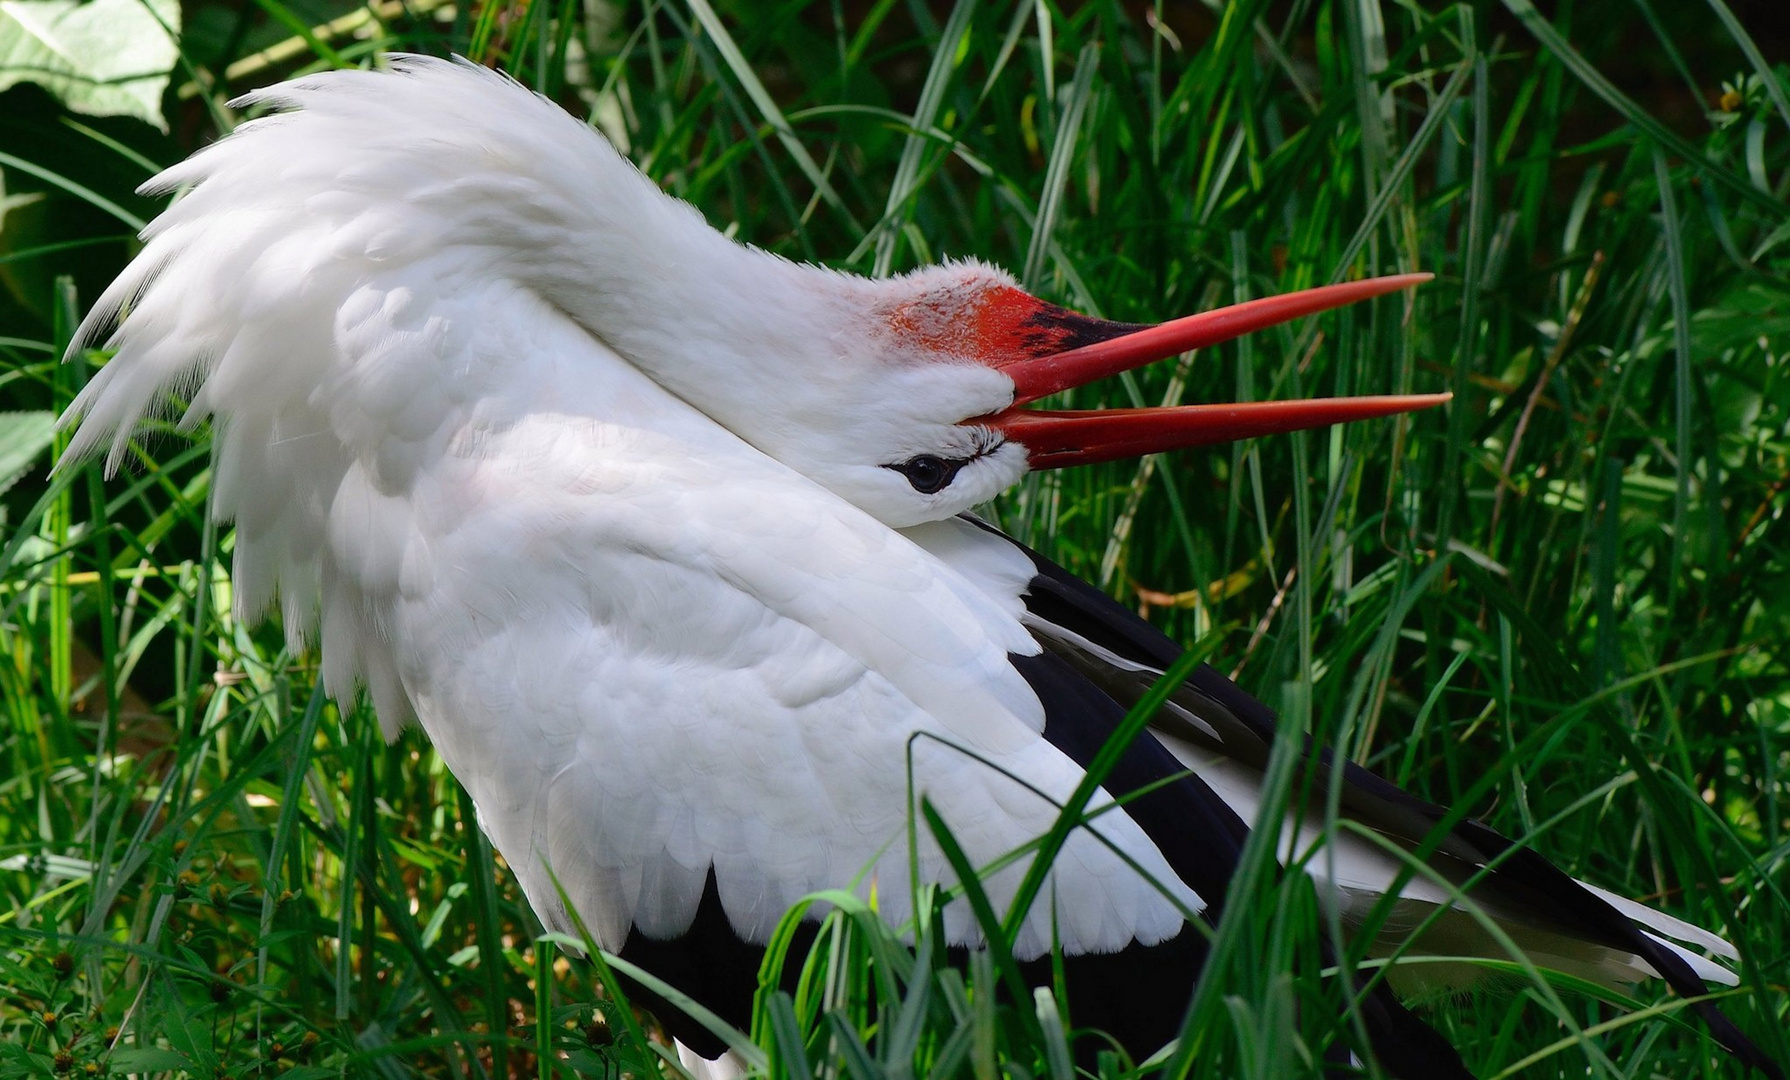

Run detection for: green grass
[[2, 1, 1787, 1078]]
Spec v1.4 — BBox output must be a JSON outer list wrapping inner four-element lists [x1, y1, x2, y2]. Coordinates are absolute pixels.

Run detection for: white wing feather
[[371, 296, 1201, 955]]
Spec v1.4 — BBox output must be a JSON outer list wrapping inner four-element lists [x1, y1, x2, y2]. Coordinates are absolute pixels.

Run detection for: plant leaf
[[0, 411, 55, 498], [0, 0, 180, 131]]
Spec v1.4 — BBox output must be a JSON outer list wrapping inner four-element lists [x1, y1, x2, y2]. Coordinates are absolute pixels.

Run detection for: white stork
[[60, 56, 1777, 1079]]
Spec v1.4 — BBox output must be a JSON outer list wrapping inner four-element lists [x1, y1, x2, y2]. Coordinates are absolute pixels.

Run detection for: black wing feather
[[972, 514, 1780, 1080], [1013, 647, 1475, 1077], [613, 518, 1777, 1079]]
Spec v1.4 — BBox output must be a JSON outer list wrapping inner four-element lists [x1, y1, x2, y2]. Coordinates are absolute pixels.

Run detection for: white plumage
[[62, 55, 1773, 1078], [64, 59, 1190, 959]]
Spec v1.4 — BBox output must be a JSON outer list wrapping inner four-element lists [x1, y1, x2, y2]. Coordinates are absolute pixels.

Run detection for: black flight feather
[[970, 513, 1780, 1080]]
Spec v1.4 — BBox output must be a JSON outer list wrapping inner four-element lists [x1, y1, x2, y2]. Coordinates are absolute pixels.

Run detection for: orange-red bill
[[989, 395, 1451, 469], [969, 272, 1443, 467], [996, 273, 1434, 407]]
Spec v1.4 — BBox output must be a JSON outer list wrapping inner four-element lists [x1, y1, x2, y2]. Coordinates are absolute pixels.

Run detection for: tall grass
[[1, 1, 1786, 1077]]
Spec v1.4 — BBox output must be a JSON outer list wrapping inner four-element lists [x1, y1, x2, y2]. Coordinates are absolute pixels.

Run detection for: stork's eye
[[888, 454, 966, 495]]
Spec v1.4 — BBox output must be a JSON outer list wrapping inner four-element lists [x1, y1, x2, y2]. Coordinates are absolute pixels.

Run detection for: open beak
[[979, 274, 1447, 468]]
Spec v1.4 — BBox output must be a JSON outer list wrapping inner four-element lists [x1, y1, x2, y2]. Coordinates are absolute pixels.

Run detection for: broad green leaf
[[0, 410, 54, 497], [0, 0, 179, 130], [108, 1049, 198, 1071]]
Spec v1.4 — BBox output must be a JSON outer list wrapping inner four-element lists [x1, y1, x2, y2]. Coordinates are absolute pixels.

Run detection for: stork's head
[[60, 57, 1444, 536], [693, 262, 1445, 527], [231, 60, 1441, 528]]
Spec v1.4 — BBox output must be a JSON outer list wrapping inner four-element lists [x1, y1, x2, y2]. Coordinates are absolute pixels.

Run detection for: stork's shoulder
[[404, 412, 1047, 739], [389, 414, 1195, 954]]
